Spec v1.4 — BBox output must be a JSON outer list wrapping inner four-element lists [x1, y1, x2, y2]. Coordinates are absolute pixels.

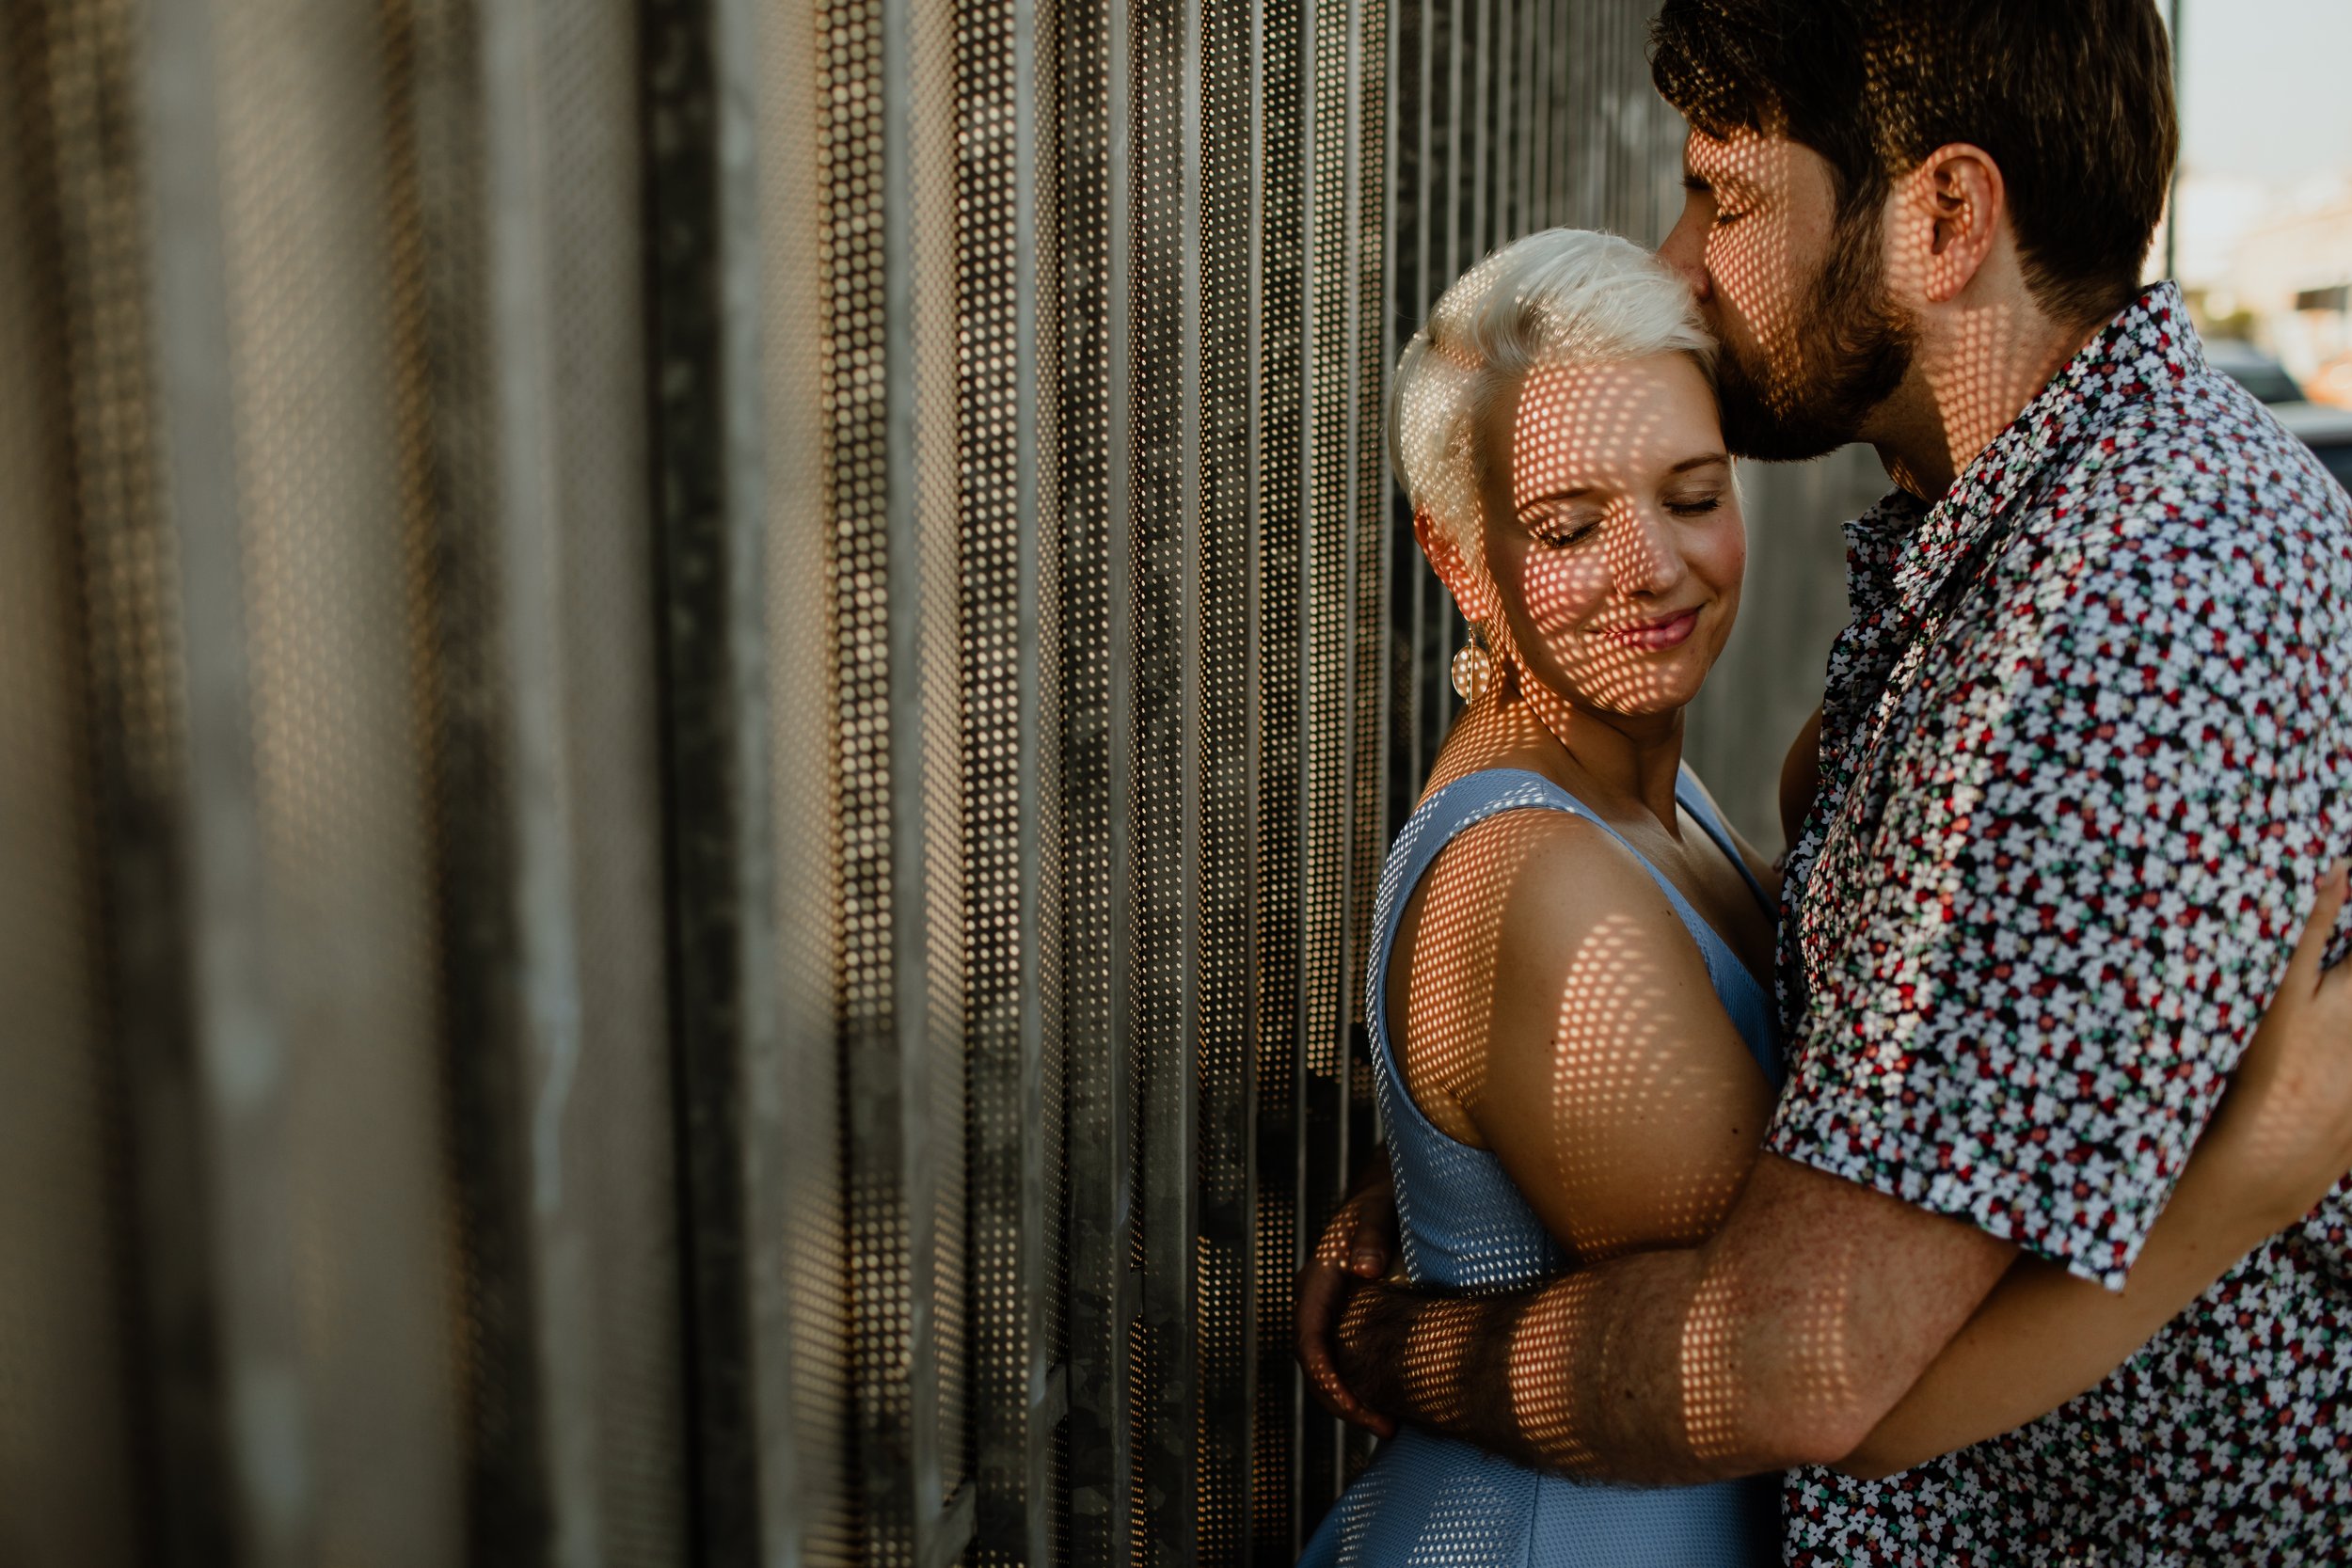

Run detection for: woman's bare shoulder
[[1392, 807, 1711, 1091], [1416, 801, 1699, 964], [1406, 800, 1778, 1259]]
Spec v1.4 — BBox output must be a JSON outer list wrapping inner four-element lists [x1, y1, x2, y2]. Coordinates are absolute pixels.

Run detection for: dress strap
[[1369, 768, 1782, 1117], [1675, 767, 1775, 920]]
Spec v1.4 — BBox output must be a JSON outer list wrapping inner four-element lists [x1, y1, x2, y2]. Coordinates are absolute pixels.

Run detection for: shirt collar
[[1850, 281, 2204, 625]]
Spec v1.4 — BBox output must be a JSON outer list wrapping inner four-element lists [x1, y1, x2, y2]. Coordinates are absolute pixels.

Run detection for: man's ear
[[1412, 507, 1492, 622], [1894, 143, 2005, 305]]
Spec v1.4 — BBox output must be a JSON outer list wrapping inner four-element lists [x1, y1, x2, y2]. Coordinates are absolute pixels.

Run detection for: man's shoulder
[[2050, 367, 2348, 526], [2009, 370, 2352, 616]]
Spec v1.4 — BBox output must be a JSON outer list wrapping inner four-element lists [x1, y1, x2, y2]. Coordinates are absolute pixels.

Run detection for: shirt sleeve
[[1764, 516, 2343, 1289]]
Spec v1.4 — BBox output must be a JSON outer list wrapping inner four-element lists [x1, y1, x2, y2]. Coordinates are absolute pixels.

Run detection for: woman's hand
[[2194, 860, 2352, 1233], [1295, 1157, 1401, 1437]]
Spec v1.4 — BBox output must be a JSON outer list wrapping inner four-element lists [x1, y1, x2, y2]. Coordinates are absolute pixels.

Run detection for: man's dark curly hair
[[1649, 0, 2179, 328]]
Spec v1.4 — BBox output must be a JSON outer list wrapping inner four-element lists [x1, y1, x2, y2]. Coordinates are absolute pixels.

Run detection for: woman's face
[[1476, 354, 1744, 721]]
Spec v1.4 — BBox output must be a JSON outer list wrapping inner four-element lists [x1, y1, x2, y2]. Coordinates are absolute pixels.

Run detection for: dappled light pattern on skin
[[1477, 357, 1744, 721], [1311, 3, 2352, 1558], [1657, 118, 2069, 502], [1396, 1297, 1485, 1436], [1656, 127, 1915, 467], [1537, 912, 1755, 1255], [1397, 816, 1769, 1265], [1677, 1266, 1747, 1465], [1300, 230, 1788, 1566], [1391, 813, 1540, 1150], [1504, 1272, 1605, 1474], [1326, 130, 2041, 1515], [1335, 227, 2352, 1561]]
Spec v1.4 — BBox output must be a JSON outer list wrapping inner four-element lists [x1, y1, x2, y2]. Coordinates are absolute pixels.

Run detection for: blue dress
[[1300, 767, 1786, 1568]]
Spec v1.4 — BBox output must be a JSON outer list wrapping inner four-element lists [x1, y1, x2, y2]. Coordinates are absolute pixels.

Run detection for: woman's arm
[[1837, 863, 2352, 1480], [1403, 808, 1776, 1261]]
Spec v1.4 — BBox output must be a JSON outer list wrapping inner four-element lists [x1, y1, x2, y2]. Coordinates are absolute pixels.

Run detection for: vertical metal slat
[[142, 0, 322, 1556]]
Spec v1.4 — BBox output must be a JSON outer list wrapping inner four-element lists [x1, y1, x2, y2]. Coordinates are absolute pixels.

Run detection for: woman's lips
[[1603, 609, 1699, 651]]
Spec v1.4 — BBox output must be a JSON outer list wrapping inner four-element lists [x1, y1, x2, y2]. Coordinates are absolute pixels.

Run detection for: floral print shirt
[[1767, 284, 2352, 1563]]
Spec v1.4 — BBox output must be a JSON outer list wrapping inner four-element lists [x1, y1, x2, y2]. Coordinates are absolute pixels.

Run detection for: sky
[[2162, 0, 2352, 292], [2178, 0, 2352, 182]]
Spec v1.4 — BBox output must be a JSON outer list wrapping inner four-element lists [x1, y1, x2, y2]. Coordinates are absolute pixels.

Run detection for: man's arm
[[1837, 863, 2352, 1479], [1777, 705, 1822, 857], [1327, 864, 2352, 1481], [1335, 1150, 2014, 1482]]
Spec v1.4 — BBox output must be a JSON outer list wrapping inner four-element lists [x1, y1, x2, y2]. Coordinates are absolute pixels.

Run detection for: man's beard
[[1714, 207, 1918, 463]]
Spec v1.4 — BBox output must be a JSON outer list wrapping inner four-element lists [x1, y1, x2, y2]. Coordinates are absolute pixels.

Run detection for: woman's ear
[[1412, 507, 1493, 622]]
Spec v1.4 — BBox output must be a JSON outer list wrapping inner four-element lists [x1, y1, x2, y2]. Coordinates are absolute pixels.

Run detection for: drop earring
[[1452, 619, 1494, 702]]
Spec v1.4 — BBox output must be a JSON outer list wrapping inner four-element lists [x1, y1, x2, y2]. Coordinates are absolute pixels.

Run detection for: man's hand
[[2198, 860, 2352, 1229], [1295, 1156, 1400, 1437]]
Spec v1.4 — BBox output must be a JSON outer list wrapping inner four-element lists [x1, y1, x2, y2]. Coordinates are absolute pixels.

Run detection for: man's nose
[[1655, 214, 1711, 303]]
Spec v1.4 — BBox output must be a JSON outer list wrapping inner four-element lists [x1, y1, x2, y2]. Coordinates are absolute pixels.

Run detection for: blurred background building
[[2162, 0, 2352, 482], [1, 1, 2340, 1567]]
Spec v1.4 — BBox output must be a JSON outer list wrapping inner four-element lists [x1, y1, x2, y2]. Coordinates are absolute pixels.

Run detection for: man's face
[[1657, 126, 1917, 461]]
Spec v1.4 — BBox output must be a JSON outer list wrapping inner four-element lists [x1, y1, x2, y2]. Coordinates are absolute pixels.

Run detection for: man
[[1299, 0, 2352, 1559]]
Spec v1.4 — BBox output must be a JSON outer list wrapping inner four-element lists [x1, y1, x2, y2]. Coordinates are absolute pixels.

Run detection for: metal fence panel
[[0, 11, 142, 1560], [2, 3, 1724, 1564]]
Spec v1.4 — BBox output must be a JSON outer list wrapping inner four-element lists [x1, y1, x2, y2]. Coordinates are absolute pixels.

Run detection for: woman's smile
[[1598, 607, 1703, 651]]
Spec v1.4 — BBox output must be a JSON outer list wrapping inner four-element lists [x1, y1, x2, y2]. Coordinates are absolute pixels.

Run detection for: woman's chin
[[1549, 659, 1712, 718], [1603, 691, 1702, 721]]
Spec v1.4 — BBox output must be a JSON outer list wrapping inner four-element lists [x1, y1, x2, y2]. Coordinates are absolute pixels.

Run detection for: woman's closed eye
[[1526, 513, 1601, 549], [1664, 491, 1724, 519]]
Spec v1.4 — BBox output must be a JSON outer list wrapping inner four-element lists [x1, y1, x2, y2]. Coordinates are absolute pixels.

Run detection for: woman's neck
[[1441, 677, 1689, 831]]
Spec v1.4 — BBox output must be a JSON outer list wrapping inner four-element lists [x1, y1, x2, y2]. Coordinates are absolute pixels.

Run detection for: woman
[[1295, 229, 2352, 1566]]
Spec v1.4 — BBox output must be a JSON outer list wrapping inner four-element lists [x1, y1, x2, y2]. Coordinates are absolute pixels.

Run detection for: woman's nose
[[1609, 511, 1686, 596]]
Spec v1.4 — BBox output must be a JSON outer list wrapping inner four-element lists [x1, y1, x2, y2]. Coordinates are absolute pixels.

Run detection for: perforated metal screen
[[1, 0, 1681, 1563]]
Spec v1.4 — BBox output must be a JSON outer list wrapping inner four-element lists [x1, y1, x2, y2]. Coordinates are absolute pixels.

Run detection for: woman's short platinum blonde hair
[[1390, 228, 1717, 562]]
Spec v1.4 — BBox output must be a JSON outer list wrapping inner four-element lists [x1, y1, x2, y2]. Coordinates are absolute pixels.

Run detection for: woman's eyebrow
[[1517, 485, 1598, 508], [1518, 455, 1726, 506]]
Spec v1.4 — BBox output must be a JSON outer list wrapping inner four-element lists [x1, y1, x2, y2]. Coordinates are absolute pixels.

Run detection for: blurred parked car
[[2307, 352, 2352, 411], [2205, 339, 2352, 493]]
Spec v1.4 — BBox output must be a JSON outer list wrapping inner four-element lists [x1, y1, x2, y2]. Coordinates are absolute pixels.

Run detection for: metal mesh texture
[[0, 9, 143, 1563], [3, 0, 1681, 1562]]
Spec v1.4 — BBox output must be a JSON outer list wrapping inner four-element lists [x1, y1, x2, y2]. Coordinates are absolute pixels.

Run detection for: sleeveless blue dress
[[1299, 767, 1786, 1568]]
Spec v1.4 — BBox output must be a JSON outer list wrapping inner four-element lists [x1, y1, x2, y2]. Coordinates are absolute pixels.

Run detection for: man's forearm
[[1335, 1248, 1776, 1483], [1333, 1154, 2018, 1484], [1334, 1281, 1565, 1470]]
